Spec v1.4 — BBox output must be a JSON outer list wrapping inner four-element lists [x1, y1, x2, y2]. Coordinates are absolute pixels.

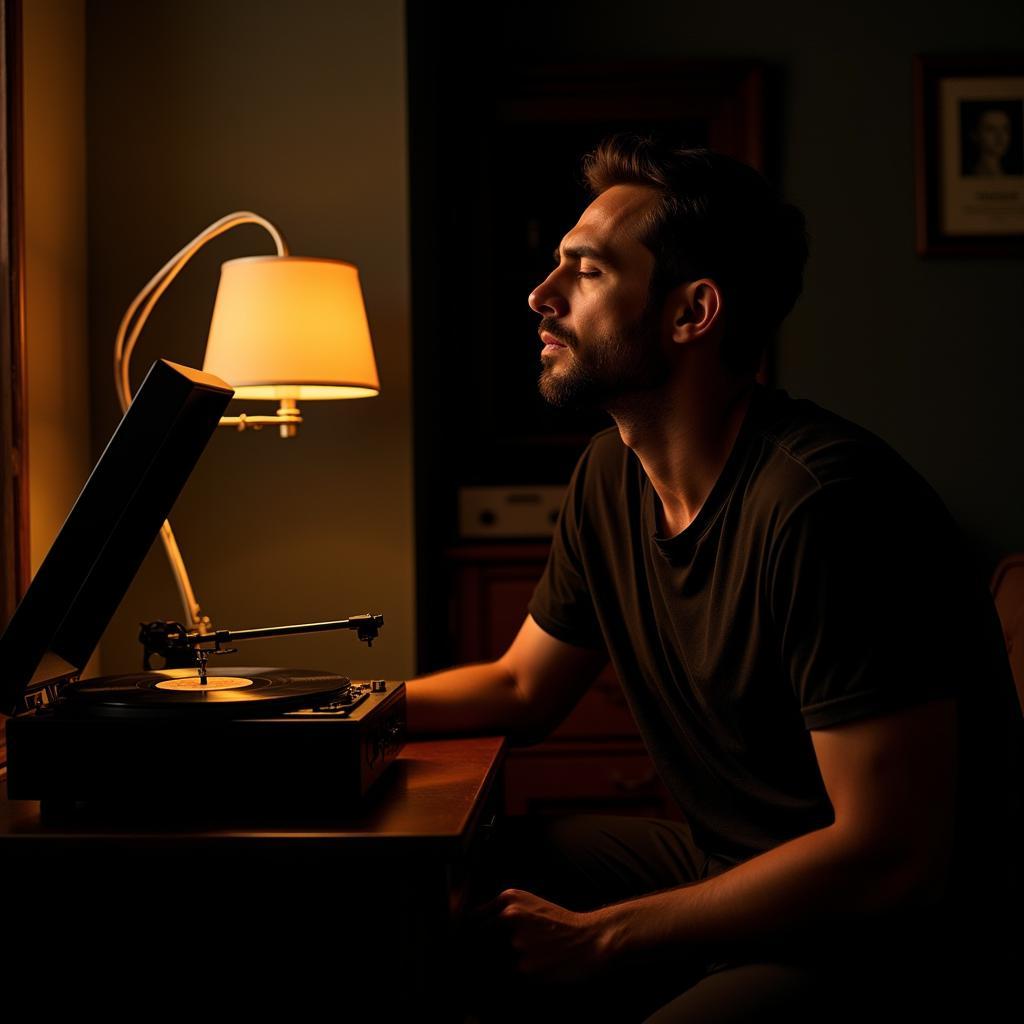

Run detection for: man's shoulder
[[750, 387, 944, 517], [756, 388, 902, 483]]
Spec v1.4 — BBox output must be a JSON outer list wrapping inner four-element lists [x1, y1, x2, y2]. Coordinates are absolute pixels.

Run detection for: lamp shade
[[202, 255, 380, 400]]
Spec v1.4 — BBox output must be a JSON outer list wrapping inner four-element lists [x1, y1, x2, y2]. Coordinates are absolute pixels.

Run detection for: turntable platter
[[62, 668, 352, 718]]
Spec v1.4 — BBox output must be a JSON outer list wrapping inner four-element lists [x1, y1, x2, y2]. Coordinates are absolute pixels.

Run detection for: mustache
[[538, 318, 577, 348]]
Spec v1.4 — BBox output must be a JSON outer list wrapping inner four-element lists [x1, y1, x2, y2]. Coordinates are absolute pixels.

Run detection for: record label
[[154, 671, 255, 692]]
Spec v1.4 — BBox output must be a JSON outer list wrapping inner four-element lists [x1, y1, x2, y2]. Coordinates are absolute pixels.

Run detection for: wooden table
[[0, 735, 506, 1014]]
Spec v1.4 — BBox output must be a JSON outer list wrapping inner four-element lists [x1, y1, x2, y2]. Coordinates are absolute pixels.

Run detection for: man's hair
[[582, 134, 809, 377]]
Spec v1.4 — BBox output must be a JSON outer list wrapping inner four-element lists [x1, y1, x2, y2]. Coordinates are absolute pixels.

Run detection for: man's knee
[[642, 960, 829, 1024]]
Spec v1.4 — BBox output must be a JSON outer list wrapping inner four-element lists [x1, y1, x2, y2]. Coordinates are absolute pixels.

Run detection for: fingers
[[459, 888, 588, 984], [467, 888, 531, 921]]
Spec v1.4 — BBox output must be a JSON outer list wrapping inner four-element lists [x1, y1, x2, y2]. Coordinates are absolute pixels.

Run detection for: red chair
[[991, 554, 1024, 714]]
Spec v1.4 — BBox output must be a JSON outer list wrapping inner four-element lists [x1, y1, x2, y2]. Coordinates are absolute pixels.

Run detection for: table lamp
[[113, 211, 379, 637]]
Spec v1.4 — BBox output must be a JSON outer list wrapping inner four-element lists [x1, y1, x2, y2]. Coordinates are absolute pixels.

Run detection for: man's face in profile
[[528, 184, 669, 412]]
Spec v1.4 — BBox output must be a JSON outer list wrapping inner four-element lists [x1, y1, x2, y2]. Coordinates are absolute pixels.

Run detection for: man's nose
[[528, 274, 568, 318]]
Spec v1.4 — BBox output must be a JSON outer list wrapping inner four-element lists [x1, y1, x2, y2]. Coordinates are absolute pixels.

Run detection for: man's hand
[[482, 888, 613, 984]]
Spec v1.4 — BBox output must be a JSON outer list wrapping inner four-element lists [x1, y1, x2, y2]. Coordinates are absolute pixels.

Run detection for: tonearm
[[139, 614, 385, 683]]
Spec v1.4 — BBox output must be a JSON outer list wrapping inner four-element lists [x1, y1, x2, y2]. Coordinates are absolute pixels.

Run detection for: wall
[[85, 1, 414, 679], [473, 0, 1024, 571], [30, 0, 1024, 684], [23, 0, 90, 577]]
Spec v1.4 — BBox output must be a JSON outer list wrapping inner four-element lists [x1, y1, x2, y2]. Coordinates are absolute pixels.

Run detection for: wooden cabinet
[[448, 544, 680, 819], [0, 738, 506, 1014]]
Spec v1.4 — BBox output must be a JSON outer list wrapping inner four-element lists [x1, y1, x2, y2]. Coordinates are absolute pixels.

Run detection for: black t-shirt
[[528, 383, 1022, 903]]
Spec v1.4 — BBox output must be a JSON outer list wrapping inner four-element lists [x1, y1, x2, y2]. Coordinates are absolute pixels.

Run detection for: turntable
[[0, 359, 406, 815]]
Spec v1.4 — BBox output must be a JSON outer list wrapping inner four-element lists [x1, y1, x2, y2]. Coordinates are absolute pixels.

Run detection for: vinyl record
[[61, 668, 352, 718]]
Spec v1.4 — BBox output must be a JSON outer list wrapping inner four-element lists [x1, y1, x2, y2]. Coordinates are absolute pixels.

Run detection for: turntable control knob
[[370, 679, 387, 693]]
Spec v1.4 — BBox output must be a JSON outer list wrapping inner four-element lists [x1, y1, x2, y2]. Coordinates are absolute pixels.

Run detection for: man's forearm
[[406, 615, 606, 741], [592, 823, 935, 963], [405, 661, 531, 737], [587, 702, 956, 963]]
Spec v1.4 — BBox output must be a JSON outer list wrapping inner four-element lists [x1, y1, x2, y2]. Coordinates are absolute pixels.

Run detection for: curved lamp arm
[[114, 211, 288, 413], [113, 212, 289, 635]]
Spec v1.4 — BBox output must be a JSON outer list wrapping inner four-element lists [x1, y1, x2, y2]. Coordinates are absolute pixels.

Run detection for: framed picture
[[914, 54, 1024, 256]]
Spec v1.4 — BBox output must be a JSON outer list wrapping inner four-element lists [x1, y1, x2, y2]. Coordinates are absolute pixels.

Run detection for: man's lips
[[540, 331, 567, 348]]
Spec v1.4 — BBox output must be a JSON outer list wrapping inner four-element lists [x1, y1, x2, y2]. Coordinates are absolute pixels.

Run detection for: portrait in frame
[[915, 54, 1024, 257]]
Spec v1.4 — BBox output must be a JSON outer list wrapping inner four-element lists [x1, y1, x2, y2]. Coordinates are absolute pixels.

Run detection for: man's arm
[[405, 614, 608, 741], [491, 695, 957, 979]]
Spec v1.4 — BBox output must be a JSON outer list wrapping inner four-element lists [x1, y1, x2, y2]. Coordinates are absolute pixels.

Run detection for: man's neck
[[612, 372, 757, 538]]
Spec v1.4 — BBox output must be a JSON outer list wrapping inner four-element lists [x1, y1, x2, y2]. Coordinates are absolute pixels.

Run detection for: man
[[408, 136, 1021, 1020]]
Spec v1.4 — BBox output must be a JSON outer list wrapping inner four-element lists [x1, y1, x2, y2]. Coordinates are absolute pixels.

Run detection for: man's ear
[[666, 279, 722, 345]]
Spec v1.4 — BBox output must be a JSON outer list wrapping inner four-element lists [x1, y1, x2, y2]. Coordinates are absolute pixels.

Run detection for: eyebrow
[[552, 243, 614, 265]]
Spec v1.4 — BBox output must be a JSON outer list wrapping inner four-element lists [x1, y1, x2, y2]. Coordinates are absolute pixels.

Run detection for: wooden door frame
[[1, 0, 28, 629]]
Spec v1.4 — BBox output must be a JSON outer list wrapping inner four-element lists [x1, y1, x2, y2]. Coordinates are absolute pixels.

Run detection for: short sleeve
[[527, 443, 606, 651], [768, 478, 965, 730]]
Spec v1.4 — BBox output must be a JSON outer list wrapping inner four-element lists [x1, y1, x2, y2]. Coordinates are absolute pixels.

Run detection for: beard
[[537, 297, 668, 412]]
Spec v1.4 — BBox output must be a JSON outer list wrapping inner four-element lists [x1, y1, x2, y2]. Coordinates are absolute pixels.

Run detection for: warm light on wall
[[113, 212, 381, 633]]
